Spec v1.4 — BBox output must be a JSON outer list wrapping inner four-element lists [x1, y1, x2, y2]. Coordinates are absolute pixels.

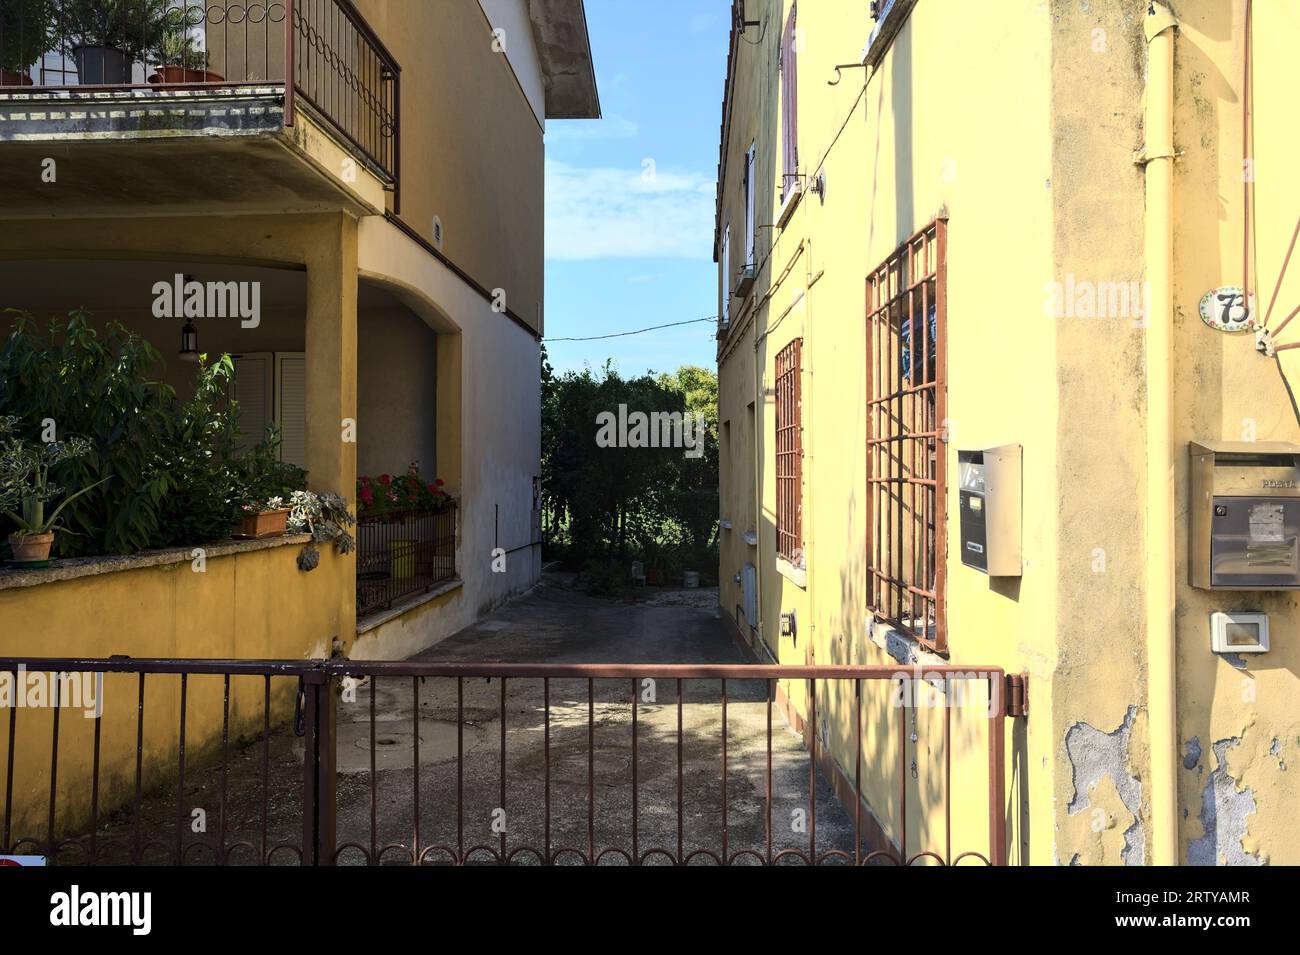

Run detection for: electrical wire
[[546, 316, 719, 342]]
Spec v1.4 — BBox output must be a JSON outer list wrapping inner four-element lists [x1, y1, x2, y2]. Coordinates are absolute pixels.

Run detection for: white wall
[[478, 0, 548, 127], [352, 216, 542, 659]]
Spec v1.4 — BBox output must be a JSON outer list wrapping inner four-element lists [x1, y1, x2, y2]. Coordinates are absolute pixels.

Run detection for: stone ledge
[[356, 579, 464, 635], [0, 534, 312, 592]]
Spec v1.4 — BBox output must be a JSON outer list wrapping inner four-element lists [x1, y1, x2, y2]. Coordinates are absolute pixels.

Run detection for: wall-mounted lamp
[[178, 274, 200, 362]]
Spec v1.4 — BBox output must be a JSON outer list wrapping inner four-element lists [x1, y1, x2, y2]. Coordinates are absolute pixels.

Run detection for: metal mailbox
[[1190, 440, 1300, 590], [957, 445, 1022, 577]]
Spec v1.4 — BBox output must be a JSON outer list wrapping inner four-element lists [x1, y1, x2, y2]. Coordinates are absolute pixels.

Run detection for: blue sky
[[543, 0, 730, 378]]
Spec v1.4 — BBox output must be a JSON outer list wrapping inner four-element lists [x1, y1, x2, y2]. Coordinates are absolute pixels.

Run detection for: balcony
[[0, 0, 398, 216]]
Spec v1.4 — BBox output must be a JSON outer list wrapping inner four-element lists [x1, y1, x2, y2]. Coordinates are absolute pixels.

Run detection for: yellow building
[[0, 0, 597, 841], [715, 0, 1299, 865]]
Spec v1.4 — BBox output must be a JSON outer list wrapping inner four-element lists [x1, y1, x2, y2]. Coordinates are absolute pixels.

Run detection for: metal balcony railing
[[0, 0, 399, 184], [356, 507, 458, 617]]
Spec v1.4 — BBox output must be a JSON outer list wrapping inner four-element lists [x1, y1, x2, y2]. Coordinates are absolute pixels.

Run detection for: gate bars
[[0, 657, 1021, 866]]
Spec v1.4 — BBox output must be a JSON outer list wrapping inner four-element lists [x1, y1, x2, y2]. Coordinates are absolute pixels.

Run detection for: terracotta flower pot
[[234, 508, 290, 540], [148, 66, 225, 84], [8, 532, 54, 562]]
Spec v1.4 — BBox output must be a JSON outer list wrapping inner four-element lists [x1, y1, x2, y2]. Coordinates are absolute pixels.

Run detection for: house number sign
[[1199, 286, 1256, 332]]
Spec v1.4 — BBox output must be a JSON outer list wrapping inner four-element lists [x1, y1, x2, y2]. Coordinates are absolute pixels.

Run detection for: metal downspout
[[1142, 1, 1179, 867]]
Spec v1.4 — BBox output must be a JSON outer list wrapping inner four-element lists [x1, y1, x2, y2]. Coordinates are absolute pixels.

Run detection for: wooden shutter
[[722, 224, 732, 315], [745, 142, 756, 266], [276, 353, 307, 470], [781, 4, 799, 197]]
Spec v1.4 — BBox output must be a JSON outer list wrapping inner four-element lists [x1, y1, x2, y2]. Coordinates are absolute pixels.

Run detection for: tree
[[541, 349, 719, 586]]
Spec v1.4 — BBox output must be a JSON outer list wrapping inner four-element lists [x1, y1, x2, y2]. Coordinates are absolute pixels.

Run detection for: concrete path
[[332, 572, 860, 864], [79, 572, 861, 865]]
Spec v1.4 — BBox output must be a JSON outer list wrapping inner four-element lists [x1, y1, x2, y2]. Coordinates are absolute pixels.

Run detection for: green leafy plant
[[0, 310, 292, 557], [0, 0, 55, 75], [149, 12, 209, 70], [235, 424, 307, 514], [58, 0, 164, 58], [289, 490, 356, 571], [0, 416, 111, 538]]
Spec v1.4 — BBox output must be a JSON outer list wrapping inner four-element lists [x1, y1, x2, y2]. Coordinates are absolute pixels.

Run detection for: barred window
[[867, 220, 947, 652], [775, 338, 804, 566]]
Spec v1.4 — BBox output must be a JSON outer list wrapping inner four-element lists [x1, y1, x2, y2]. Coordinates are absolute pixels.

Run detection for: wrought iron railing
[[0, 0, 398, 182], [356, 508, 457, 617], [0, 657, 1020, 865]]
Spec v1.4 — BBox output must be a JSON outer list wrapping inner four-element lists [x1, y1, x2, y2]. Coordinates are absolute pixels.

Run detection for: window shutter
[[781, 5, 799, 194], [722, 224, 732, 315], [745, 142, 756, 266], [276, 353, 308, 470], [232, 354, 273, 453]]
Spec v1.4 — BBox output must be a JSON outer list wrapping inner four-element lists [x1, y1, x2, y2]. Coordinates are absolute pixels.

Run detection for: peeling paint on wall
[[1183, 736, 1203, 772], [1065, 706, 1145, 865], [1186, 737, 1263, 867]]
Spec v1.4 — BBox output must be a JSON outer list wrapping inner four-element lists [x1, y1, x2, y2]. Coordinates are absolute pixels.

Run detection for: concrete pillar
[[305, 213, 359, 643], [436, 331, 463, 498]]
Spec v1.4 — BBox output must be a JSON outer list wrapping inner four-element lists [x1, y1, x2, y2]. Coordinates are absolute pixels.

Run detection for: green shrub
[[0, 310, 305, 557]]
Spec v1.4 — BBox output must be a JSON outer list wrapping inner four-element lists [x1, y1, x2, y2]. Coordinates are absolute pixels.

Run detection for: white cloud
[[545, 160, 717, 261]]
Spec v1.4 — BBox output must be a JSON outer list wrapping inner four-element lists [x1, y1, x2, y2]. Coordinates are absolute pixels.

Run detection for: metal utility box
[[957, 445, 1022, 577], [1190, 441, 1300, 590]]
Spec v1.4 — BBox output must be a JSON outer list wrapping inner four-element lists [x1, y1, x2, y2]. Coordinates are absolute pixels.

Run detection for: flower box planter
[[148, 66, 225, 84], [234, 508, 290, 540], [0, 70, 34, 87]]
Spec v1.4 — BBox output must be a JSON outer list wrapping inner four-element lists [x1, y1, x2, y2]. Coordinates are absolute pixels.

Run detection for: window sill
[[776, 556, 807, 589], [777, 181, 803, 229], [863, 0, 918, 69]]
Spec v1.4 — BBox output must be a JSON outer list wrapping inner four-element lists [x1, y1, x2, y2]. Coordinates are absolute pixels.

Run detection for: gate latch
[[293, 677, 306, 737]]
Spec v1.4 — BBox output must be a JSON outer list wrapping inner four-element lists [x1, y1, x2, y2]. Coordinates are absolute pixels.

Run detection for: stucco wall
[[354, 0, 546, 333], [1168, 0, 1300, 866], [0, 540, 344, 844], [718, 0, 1300, 866], [718, 0, 1057, 864], [357, 307, 439, 479], [351, 216, 542, 660]]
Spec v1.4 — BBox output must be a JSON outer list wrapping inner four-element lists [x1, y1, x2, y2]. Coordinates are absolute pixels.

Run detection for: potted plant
[[147, 17, 221, 84], [234, 494, 292, 539], [357, 462, 454, 521], [0, 0, 54, 87], [287, 490, 356, 572], [232, 425, 306, 540], [0, 417, 110, 563], [60, 0, 157, 85]]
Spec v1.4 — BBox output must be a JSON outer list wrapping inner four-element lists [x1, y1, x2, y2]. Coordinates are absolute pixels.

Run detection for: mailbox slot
[[957, 445, 1022, 577], [1190, 441, 1300, 590]]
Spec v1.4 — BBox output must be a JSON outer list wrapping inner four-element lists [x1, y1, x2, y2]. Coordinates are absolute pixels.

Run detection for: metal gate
[[0, 656, 1023, 865]]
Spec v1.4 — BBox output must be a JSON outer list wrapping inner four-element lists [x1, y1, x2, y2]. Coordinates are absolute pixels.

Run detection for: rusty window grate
[[775, 338, 804, 566], [867, 219, 947, 652]]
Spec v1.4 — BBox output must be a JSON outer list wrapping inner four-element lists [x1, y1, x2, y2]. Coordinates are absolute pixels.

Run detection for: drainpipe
[[1142, 1, 1179, 867]]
